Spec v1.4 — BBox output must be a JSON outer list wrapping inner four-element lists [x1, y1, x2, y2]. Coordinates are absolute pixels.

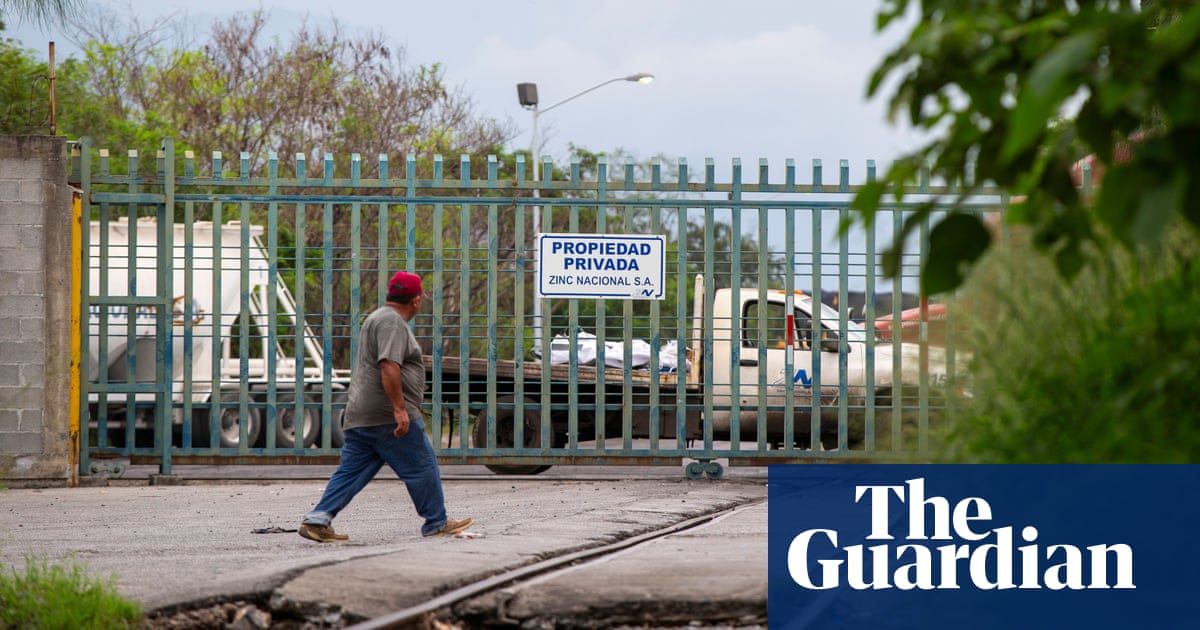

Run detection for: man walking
[[300, 271, 472, 542]]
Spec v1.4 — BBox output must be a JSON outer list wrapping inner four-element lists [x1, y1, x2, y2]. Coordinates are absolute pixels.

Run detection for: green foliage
[[924, 213, 992, 294], [55, 9, 513, 174], [0, 555, 141, 629], [0, 37, 50, 134], [936, 228, 1200, 462], [854, 0, 1200, 295]]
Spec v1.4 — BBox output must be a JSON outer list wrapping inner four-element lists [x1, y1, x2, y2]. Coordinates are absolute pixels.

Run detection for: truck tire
[[274, 392, 320, 448], [471, 395, 551, 475], [328, 391, 348, 448], [194, 392, 262, 448]]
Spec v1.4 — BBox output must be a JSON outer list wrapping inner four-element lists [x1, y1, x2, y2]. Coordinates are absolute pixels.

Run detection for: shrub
[[936, 225, 1200, 462], [0, 555, 141, 630]]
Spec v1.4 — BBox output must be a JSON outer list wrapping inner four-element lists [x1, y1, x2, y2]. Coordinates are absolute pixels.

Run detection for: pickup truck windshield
[[742, 297, 869, 349]]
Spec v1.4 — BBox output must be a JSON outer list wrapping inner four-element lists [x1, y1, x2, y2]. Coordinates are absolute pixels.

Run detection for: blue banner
[[768, 465, 1200, 629]]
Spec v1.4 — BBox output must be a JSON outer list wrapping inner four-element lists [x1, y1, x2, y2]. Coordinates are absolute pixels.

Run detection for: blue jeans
[[302, 420, 448, 536]]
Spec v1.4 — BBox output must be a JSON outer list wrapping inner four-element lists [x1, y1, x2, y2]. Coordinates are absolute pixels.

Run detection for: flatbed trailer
[[424, 354, 703, 474]]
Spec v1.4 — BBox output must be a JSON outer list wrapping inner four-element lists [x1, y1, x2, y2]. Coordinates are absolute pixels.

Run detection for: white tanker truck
[[87, 218, 349, 449]]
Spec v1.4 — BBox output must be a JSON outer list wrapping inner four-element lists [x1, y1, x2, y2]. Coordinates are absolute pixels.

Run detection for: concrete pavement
[[0, 465, 768, 627]]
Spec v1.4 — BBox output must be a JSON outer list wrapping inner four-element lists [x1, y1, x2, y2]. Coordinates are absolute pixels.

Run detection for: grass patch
[[0, 555, 141, 630]]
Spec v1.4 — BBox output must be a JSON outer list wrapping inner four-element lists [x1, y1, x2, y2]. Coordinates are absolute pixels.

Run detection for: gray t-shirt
[[343, 306, 426, 430]]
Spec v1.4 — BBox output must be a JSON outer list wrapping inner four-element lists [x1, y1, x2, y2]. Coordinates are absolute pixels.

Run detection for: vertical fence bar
[[837, 159, 850, 451], [291, 185, 308, 452], [593, 156, 608, 453], [783, 158, 796, 454], [564, 160, 580, 452], [181, 198, 196, 450], [264, 155, 281, 453], [348, 159, 364, 451], [536, 153, 552, 455], [918, 212, 931, 454], [809, 159, 823, 451], [702, 161, 716, 456], [158, 143, 175, 473], [240, 203, 256, 453], [621, 158, 635, 451], [484, 155, 502, 454], [78, 139, 93, 473], [756, 159, 769, 455], [456, 154, 472, 452], [648, 158, 662, 451], [729, 158, 743, 453], [891, 196, 903, 450], [675, 158, 689, 452], [78, 145, 96, 456], [121, 149, 137, 453], [508, 154, 526, 458], [321, 199, 335, 451], [864, 160, 877, 452], [209, 171, 225, 451]]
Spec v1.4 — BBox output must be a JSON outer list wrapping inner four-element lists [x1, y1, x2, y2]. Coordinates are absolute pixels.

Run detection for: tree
[[0, 36, 49, 134], [56, 7, 519, 366], [60, 9, 514, 173], [852, 0, 1200, 295]]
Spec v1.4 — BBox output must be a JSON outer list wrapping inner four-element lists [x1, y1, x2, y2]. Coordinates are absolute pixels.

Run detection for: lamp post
[[516, 72, 655, 355]]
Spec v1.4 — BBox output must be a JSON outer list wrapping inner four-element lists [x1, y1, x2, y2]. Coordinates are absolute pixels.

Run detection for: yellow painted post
[[69, 189, 82, 487]]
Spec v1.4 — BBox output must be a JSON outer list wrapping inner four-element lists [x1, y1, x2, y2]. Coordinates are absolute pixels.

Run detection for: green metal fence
[[72, 138, 993, 478]]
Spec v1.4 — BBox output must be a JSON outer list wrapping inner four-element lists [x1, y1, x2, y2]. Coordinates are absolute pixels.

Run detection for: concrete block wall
[[0, 136, 73, 486]]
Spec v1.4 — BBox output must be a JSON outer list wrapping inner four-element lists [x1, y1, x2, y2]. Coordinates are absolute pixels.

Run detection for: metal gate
[[71, 138, 990, 478]]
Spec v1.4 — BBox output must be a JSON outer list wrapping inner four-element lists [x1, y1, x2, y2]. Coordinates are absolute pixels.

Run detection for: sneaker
[[299, 523, 349, 543], [427, 516, 474, 537]]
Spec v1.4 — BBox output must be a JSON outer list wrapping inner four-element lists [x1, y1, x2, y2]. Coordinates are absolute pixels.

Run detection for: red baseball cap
[[387, 271, 428, 298]]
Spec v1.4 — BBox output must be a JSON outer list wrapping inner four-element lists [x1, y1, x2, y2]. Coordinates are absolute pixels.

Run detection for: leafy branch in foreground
[[852, 0, 1200, 295]]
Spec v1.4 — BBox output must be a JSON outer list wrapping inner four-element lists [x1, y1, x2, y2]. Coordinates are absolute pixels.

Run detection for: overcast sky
[[9, 0, 922, 185]]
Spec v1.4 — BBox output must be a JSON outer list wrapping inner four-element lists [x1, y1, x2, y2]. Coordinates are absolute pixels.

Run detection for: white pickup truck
[[699, 275, 948, 447]]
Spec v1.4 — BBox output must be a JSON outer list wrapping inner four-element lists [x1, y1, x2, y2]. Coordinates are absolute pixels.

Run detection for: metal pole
[[523, 72, 654, 359], [531, 106, 544, 355], [48, 42, 57, 135]]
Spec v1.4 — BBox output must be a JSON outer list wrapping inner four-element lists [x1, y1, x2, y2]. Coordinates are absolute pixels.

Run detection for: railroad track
[[346, 497, 769, 630]]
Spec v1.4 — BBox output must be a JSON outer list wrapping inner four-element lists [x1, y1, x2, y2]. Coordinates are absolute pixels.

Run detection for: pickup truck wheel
[[472, 395, 551, 475], [275, 392, 319, 448], [194, 393, 262, 448]]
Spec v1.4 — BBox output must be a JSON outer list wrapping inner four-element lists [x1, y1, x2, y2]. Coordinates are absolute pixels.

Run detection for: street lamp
[[517, 72, 655, 356]]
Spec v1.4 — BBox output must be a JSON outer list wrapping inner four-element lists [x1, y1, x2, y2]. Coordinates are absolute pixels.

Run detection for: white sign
[[538, 233, 665, 300]]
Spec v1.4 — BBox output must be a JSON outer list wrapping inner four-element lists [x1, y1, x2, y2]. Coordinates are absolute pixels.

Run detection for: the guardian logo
[[788, 478, 1135, 591]]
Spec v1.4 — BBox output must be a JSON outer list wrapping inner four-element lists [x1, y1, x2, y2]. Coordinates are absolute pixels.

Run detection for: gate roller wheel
[[685, 460, 724, 480], [704, 461, 725, 480]]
